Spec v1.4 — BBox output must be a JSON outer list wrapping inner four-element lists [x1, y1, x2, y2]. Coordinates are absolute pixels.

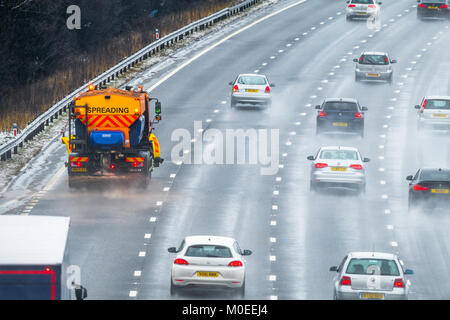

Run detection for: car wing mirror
[[74, 285, 88, 300], [168, 247, 177, 253], [404, 269, 414, 275], [242, 249, 252, 256], [361, 106, 368, 111], [329, 266, 338, 272], [315, 105, 321, 109], [270, 83, 276, 87], [414, 105, 421, 109], [406, 175, 413, 181], [363, 157, 370, 163], [307, 155, 315, 161], [353, 58, 359, 63], [229, 81, 234, 86], [390, 59, 397, 64]]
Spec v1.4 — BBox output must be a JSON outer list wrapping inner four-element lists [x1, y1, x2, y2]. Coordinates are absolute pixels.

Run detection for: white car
[[330, 252, 414, 300], [229, 73, 274, 108], [307, 146, 370, 194], [415, 96, 450, 130], [168, 235, 252, 296], [346, 0, 381, 21]]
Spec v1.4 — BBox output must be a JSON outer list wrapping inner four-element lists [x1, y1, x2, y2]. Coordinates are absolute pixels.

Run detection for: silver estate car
[[346, 0, 381, 21], [229, 74, 274, 109], [353, 52, 396, 83], [307, 146, 370, 194], [415, 96, 450, 130], [330, 252, 414, 300]]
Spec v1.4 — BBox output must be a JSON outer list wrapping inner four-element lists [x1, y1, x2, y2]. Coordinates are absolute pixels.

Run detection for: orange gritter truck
[[61, 85, 163, 188]]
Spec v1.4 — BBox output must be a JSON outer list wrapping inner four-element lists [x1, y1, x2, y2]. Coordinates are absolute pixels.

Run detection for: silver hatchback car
[[307, 146, 370, 194], [330, 252, 414, 300], [415, 96, 450, 130], [229, 74, 274, 109], [354, 51, 396, 83]]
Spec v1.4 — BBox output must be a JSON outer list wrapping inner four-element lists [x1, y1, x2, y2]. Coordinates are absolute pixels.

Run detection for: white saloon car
[[229, 73, 274, 108], [168, 235, 252, 296]]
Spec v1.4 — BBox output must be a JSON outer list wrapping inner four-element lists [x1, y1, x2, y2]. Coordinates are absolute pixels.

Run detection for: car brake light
[[110, 164, 116, 170], [440, 4, 448, 8], [420, 99, 427, 113], [350, 164, 363, 170], [228, 260, 243, 267], [340, 276, 351, 286], [419, 3, 427, 7], [174, 258, 189, 265], [265, 86, 271, 94], [319, 111, 326, 117], [233, 85, 239, 92], [413, 184, 428, 191], [355, 112, 362, 118], [368, 4, 376, 8], [394, 278, 405, 288], [315, 163, 328, 168], [348, 4, 356, 7]]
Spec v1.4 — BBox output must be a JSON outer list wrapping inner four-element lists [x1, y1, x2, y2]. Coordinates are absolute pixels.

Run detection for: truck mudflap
[[149, 133, 164, 167]]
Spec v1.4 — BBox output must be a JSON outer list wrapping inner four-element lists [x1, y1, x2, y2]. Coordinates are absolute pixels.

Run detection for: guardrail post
[[46, 119, 49, 126], [1, 153, 6, 161], [6, 150, 11, 160], [13, 146, 18, 154]]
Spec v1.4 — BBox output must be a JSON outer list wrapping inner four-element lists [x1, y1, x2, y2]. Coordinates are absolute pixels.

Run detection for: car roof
[[323, 97, 358, 103], [184, 235, 236, 247], [0, 215, 70, 265], [420, 167, 450, 174], [319, 146, 359, 152], [424, 96, 450, 100], [238, 73, 267, 78], [348, 252, 397, 260], [361, 51, 388, 56]]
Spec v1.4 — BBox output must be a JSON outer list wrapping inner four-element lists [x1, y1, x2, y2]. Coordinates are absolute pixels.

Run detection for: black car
[[316, 98, 368, 137], [417, 0, 450, 20], [407, 168, 450, 210]]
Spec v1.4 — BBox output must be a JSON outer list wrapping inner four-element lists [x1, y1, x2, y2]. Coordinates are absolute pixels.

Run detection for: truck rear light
[[348, 4, 356, 7], [340, 276, 351, 286], [233, 85, 239, 92], [350, 164, 363, 170], [174, 258, 189, 265], [355, 112, 362, 118], [315, 163, 328, 168], [133, 161, 144, 168], [70, 161, 82, 168], [440, 4, 448, 8], [394, 278, 405, 288], [413, 184, 428, 191], [228, 260, 243, 267], [319, 111, 326, 117], [265, 86, 271, 94]]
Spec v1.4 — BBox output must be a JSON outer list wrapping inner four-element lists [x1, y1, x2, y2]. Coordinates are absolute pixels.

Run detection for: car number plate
[[71, 168, 87, 172], [357, 11, 367, 14], [367, 73, 380, 77], [246, 89, 258, 93], [361, 292, 384, 299], [428, 6, 438, 9], [432, 114, 447, 118], [431, 189, 449, 194], [197, 271, 219, 277], [330, 167, 347, 172], [333, 122, 348, 127]]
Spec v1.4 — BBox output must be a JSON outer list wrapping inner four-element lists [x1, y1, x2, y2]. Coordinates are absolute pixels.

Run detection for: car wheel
[[310, 181, 317, 192], [355, 73, 360, 82], [417, 121, 423, 132], [359, 128, 364, 139], [170, 280, 179, 296], [359, 184, 366, 195], [231, 100, 237, 109], [316, 126, 321, 136], [346, 15, 352, 21], [237, 281, 245, 298]]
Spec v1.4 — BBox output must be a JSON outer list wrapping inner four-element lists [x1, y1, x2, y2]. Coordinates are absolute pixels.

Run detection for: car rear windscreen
[[352, 0, 375, 4], [320, 150, 359, 160], [238, 76, 267, 85], [323, 101, 358, 111], [346, 259, 400, 276], [359, 55, 389, 65], [185, 245, 233, 258], [425, 99, 450, 110], [421, 170, 450, 181]]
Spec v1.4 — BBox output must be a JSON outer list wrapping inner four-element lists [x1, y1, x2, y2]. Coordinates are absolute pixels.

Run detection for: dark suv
[[316, 98, 368, 137], [417, 0, 450, 19]]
